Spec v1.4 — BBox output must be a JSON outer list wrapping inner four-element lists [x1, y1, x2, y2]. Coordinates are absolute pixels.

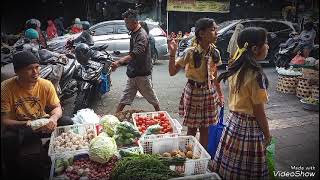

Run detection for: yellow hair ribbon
[[232, 42, 249, 61]]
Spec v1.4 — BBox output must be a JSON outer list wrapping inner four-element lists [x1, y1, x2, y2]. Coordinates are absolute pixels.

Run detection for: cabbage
[[99, 115, 120, 136], [89, 132, 118, 164]]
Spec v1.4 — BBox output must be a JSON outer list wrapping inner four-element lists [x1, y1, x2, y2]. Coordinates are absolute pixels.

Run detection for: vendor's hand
[[35, 119, 57, 134], [167, 38, 178, 55], [111, 61, 120, 71]]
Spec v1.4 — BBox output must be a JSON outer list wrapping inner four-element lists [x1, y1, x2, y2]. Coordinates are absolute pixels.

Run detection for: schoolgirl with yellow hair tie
[[213, 27, 272, 179]]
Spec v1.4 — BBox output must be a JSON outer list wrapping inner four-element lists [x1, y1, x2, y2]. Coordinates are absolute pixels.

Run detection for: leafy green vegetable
[[144, 124, 161, 135], [114, 122, 141, 146], [89, 132, 118, 164], [119, 147, 143, 157], [111, 154, 182, 180], [100, 115, 120, 136]]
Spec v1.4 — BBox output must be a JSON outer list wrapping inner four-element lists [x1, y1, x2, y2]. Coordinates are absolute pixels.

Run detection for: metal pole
[[167, 11, 169, 34], [159, 0, 162, 24]]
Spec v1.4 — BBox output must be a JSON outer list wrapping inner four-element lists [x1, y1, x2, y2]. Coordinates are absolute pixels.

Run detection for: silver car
[[90, 20, 168, 63]]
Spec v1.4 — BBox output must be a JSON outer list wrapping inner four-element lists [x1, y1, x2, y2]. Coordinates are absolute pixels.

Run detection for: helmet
[[75, 43, 91, 65], [82, 21, 91, 30], [25, 19, 41, 29], [25, 28, 39, 40]]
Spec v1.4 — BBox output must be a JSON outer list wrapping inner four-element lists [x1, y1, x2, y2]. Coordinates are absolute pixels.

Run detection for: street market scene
[[1, 0, 319, 179]]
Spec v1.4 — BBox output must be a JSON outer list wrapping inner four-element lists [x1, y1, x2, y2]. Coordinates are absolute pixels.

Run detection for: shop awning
[[167, 0, 230, 13]]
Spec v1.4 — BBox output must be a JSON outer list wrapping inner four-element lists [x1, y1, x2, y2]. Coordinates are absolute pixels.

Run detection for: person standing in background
[[227, 23, 244, 65]]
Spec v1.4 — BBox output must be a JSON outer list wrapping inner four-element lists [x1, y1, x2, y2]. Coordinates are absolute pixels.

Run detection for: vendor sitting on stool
[[1, 51, 73, 179]]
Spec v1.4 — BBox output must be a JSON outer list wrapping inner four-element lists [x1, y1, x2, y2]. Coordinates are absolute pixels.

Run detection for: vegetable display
[[89, 132, 118, 164], [303, 97, 319, 105], [53, 154, 118, 180], [99, 115, 120, 137], [134, 112, 173, 134], [114, 121, 141, 146], [160, 144, 200, 159], [114, 109, 144, 123], [111, 154, 182, 180], [119, 147, 143, 157], [52, 128, 96, 153]]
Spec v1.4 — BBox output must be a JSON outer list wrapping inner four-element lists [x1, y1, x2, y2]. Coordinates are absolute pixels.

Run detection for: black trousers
[[1, 116, 73, 180]]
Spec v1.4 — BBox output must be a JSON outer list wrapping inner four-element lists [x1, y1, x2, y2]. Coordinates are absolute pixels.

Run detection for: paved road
[[62, 60, 319, 179]]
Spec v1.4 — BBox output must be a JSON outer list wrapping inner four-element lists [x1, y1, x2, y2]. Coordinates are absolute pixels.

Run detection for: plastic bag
[[99, 72, 110, 95], [72, 108, 100, 124], [267, 137, 276, 180], [290, 53, 305, 65], [208, 106, 225, 159]]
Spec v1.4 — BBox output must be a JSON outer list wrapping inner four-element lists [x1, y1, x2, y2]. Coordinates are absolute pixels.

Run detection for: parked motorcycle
[[73, 43, 114, 113], [38, 49, 78, 101], [1, 47, 78, 102], [274, 32, 319, 68]]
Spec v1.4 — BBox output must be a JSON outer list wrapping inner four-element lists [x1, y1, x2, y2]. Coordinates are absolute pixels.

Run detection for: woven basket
[[302, 68, 319, 80], [296, 78, 313, 98], [276, 75, 300, 94], [312, 86, 319, 99]]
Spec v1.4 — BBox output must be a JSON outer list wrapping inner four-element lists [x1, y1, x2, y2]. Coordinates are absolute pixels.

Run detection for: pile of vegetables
[[99, 115, 120, 136], [114, 109, 144, 123], [160, 144, 200, 159], [52, 128, 96, 153], [303, 97, 319, 105], [53, 154, 118, 180], [134, 112, 173, 134], [89, 132, 118, 164], [111, 154, 183, 180], [114, 121, 141, 146], [119, 147, 143, 157]]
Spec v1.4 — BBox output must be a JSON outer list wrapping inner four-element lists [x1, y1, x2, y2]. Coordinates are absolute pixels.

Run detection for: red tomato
[[159, 112, 165, 117], [162, 124, 169, 129]]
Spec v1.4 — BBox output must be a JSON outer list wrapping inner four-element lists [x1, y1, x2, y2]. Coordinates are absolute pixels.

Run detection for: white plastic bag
[[72, 108, 100, 124]]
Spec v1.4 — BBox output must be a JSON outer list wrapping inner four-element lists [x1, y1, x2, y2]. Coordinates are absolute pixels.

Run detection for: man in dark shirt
[[111, 9, 160, 113]]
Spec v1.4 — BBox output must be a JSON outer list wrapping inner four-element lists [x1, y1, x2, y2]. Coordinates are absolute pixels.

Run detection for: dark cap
[[12, 51, 40, 71]]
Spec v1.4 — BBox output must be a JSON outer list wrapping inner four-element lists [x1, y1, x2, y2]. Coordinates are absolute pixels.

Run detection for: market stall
[[276, 56, 319, 112], [47, 109, 221, 180]]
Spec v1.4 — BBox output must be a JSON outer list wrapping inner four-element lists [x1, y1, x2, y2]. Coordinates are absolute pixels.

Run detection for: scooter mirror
[[114, 51, 120, 55]]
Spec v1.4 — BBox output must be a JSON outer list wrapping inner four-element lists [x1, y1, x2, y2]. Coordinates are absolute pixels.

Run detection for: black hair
[[193, 18, 217, 67], [139, 21, 149, 34], [122, 9, 138, 21], [194, 18, 215, 44], [217, 27, 269, 92]]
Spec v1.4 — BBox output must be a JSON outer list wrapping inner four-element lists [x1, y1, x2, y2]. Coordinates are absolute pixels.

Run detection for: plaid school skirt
[[212, 111, 268, 180], [179, 81, 219, 128]]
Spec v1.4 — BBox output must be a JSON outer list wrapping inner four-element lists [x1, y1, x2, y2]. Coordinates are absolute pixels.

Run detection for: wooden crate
[[276, 75, 300, 94]]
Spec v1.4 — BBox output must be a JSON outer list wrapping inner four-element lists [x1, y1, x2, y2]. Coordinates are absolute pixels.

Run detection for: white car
[[90, 20, 168, 63], [48, 20, 168, 63]]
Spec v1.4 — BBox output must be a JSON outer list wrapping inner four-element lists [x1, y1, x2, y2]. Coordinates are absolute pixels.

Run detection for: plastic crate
[[139, 136, 211, 176], [132, 111, 182, 140], [169, 172, 221, 180], [48, 123, 97, 159]]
